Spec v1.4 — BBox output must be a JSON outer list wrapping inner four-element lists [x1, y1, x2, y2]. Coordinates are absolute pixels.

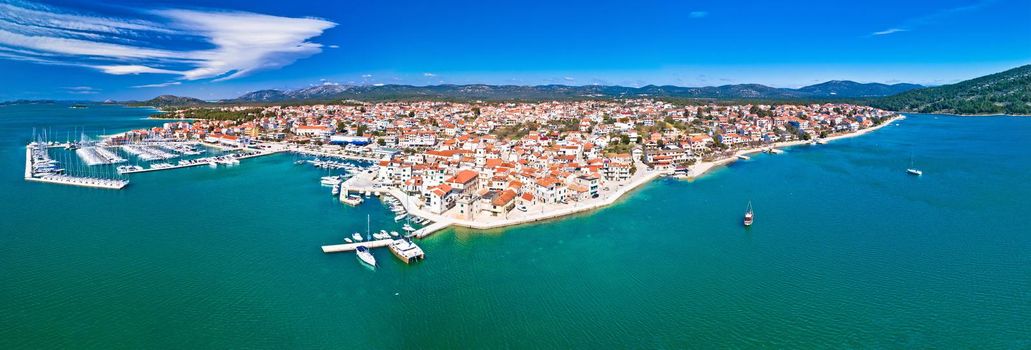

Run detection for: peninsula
[[119, 99, 900, 234]]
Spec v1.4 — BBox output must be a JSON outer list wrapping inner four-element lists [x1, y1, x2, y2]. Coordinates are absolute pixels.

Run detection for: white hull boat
[[356, 246, 376, 267]]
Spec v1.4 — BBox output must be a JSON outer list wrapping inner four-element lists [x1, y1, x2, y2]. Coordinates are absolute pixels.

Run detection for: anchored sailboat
[[743, 201, 754, 227], [907, 155, 923, 176]]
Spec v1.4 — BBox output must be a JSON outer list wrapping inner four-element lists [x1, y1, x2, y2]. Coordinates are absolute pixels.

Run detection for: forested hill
[[871, 64, 1031, 115]]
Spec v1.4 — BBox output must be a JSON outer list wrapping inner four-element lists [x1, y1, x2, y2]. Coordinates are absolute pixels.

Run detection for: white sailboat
[[743, 201, 754, 227], [907, 155, 923, 176], [356, 245, 376, 267]]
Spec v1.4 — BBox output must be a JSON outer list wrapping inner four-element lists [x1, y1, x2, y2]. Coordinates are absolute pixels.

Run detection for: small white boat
[[389, 231, 399, 237], [344, 238, 353, 243], [352, 232, 363, 241], [907, 155, 922, 176], [320, 175, 342, 186], [394, 213, 407, 222], [737, 154, 751, 160], [817, 139, 828, 145], [402, 223, 415, 232], [331, 184, 340, 195], [356, 246, 376, 267], [809, 140, 817, 146]]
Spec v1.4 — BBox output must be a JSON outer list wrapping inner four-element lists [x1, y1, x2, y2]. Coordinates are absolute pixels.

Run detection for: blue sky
[[0, 0, 1028, 100]]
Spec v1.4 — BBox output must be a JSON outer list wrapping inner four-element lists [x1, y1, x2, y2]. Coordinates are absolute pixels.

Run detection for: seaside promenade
[[684, 115, 905, 179], [340, 158, 667, 238], [335, 115, 905, 242]]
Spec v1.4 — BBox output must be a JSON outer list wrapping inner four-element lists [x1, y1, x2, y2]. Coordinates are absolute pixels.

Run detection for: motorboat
[[320, 175, 342, 186]]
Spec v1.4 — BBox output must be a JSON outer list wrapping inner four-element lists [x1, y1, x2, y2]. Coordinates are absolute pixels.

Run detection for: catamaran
[[743, 201, 754, 227]]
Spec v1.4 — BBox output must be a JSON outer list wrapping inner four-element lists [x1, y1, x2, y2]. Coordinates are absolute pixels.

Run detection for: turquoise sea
[[0, 103, 1028, 348]]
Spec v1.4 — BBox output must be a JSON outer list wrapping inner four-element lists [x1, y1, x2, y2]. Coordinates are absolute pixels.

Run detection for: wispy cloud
[[872, 28, 906, 36], [133, 81, 181, 88], [423, 72, 436, 77], [688, 11, 708, 19], [64, 86, 99, 94], [0, 1, 336, 82], [870, 0, 997, 36]]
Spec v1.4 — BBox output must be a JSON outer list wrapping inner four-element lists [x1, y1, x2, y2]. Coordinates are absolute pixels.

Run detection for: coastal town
[[25, 99, 901, 260], [143, 100, 899, 223]]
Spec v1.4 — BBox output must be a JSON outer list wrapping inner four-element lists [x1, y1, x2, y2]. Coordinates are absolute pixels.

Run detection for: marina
[[75, 146, 127, 165], [118, 148, 283, 174], [24, 141, 129, 190]]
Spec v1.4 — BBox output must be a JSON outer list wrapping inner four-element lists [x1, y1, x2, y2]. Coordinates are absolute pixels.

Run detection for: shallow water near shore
[[1, 104, 1028, 348]]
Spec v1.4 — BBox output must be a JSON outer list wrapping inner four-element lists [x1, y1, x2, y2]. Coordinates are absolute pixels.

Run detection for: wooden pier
[[120, 149, 284, 175], [322, 237, 425, 264], [414, 220, 452, 238], [321, 239, 393, 253]]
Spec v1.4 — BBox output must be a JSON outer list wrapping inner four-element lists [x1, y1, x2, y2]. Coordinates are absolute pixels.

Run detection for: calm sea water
[[0, 104, 1028, 348]]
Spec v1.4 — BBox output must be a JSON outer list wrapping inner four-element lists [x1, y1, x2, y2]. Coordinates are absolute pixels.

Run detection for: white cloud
[[423, 72, 436, 77], [689, 11, 708, 19], [154, 9, 335, 81], [0, 1, 336, 82], [871, 0, 997, 37], [871, 28, 906, 36], [133, 81, 182, 88], [94, 64, 182, 75], [64, 86, 99, 94]]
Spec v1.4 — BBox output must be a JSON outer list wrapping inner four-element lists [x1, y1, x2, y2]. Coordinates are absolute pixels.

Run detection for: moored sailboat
[[743, 201, 754, 227], [356, 245, 376, 267]]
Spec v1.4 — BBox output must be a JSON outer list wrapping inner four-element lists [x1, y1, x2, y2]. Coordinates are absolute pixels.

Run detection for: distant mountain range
[[223, 80, 923, 103], [52, 64, 1031, 115], [870, 64, 1031, 115]]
